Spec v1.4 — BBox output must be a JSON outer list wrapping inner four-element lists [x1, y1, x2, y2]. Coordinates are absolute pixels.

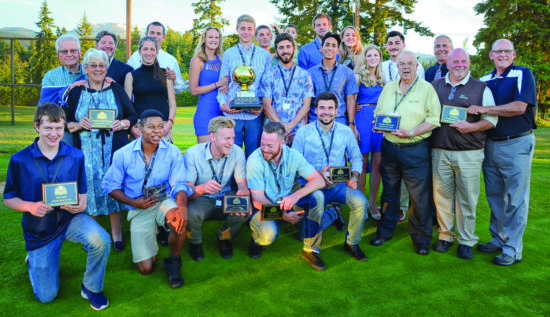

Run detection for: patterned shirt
[[258, 63, 314, 133], [217, 43, 271, 121]]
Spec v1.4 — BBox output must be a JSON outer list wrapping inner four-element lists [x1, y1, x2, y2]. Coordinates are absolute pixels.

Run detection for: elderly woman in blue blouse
[[65, 48, 138, 252]]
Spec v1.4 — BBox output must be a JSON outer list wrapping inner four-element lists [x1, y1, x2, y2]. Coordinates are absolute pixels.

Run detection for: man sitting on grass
[[3, 103, 111, 310]]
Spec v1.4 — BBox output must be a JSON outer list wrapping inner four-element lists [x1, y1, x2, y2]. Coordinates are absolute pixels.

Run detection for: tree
[[29, 0, 57, 86], [76, 12, 94, 53], [472, 0, 550, 119], [270, 0, 434, 46], [190, 0, 229, 35]]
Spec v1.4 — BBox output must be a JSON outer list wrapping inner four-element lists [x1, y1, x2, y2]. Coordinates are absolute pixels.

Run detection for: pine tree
[[29, 0, 57, 85], [76, 12, 94, 53], [190, 0, 229, 35]]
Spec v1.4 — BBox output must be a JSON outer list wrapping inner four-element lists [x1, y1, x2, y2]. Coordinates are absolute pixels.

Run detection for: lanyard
[[33, 156, 65, 183], [268, 161, 282, 193], [208, 157, 227, 184], [389, 62, 395, 81], [142, 148, 158, 191], [237, 45, 256, 66], [86, 80, 105, 109], [322, 64, 337, 92], [315, 122, 335, 165], [393, 77, 419, 113], [277, 64, 296, 96]]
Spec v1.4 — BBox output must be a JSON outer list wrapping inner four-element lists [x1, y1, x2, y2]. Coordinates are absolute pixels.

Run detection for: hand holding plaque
[[261, 203, 284, 221], [374, 114, 401, 132], [223, 195, 250, 214], [329, 166, 351, 183], [231, 65, 261, 110], [88, 109, 115, 129], [42, 181, 78, 207], [441, 105, 467, 124]]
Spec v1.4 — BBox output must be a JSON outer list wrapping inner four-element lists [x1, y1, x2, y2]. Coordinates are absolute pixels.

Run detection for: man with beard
[[298, 13, 333, 70], [247, 122, 329, 271], [94, 30, 133, 87], [425, 35, 453, 83], [292, 92, 368, 261], [259, 33, 314, 145]]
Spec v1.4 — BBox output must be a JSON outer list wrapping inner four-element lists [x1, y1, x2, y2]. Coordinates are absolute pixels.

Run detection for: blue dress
[[194, 56, 223, 135], [356, 84, 384, 154]]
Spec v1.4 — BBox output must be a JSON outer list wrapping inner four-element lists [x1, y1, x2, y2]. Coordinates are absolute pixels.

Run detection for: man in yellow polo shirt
[[370, 50, 441, 255]]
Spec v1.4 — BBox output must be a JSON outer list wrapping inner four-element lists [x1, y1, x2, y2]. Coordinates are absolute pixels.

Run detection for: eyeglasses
[[398, 62, 416, 68], [87, 64, 107, 70], [58, 49, 80, 55], [491, 49, 513, 55], [448, 87, 457, 100]]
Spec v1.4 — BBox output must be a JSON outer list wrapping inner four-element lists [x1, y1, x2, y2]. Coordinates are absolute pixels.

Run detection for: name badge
[[277, 196, 283, 204], [282, 98, 291, 111]]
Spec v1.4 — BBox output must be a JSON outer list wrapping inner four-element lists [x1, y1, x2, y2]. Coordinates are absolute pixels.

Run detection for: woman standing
[[339, 26, 363, 71], [125, 36, 176, 142], [66, 48, 138, 251], [355, 45, 384, 220], [189, 26, 229, 143]]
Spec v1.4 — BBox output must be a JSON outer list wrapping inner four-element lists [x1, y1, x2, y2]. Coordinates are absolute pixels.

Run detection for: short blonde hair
[[208, 116, 236, 134], [237, 14, 255, 28]]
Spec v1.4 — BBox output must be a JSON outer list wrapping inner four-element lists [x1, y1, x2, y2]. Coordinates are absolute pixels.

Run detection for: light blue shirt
[[217, 43, 271, 120], [258, 63, 314, 134], [293, 121, 362, 184], [247, 146, 315, 204], [184, 142, 246, 199], [41, 64, 86, 87], [101, 138, 192, 210], [297, 38, 323, 70]]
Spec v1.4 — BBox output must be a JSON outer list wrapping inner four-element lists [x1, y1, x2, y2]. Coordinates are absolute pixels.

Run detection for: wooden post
[[126, 0, 132, 62], [354, 0, 360, 28]]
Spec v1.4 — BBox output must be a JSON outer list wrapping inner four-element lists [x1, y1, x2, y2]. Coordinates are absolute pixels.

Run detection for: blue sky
[[0, 0, 486, 55]]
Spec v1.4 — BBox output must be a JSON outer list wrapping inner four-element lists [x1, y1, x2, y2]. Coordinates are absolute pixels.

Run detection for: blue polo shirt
[[4, 139, 87, 251], [480, 64, 537, 138]]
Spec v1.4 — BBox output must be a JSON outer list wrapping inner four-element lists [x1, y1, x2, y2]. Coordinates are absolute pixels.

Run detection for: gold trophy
[[231, 64, 261, 110]]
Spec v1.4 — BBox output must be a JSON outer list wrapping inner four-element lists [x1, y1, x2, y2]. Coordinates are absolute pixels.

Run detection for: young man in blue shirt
[[298, 13, 332, 70], [4, 103, 111, 310]]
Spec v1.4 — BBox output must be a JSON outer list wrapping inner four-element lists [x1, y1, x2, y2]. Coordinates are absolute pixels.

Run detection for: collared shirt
[[4, 139, 87, 251], [425, 62, 449, 83], [127, 49, 186, 93], [374, 77, 441, 143], [308, 62, 358, 121], [480, 63, 537, 138], [39, 64, 86, 105], [217, 43, 271, 121], [382, 59, 425, 84], [184, 142, 246, 199], [102, 138, 191, 209], [298, 38, 323, 70], [292, 121, 362, 184], [258, 63, 314, 133], [247, 146, 315, 204], [106, 58, 133, 87]]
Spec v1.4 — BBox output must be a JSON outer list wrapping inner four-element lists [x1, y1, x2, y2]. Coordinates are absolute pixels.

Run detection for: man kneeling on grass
[[102, 109, 191, 288], [3, 103, 111, 310]]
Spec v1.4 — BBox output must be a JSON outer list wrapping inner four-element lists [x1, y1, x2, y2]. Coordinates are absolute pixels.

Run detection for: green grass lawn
[[0, 107, 549, 316]]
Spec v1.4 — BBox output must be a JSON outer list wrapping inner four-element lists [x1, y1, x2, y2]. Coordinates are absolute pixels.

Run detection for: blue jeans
[[234, 115, 263, 159], [321, 183, 367, 245], [27, 214, 110, 303], [250, 190, 325, 252], [483, 133, 535, 260]]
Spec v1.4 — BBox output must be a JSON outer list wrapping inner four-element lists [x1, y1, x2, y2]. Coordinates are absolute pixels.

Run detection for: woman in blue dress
[[66, 49, 137, 251], [189, 26, 229, 143], [355, 44, 384, 220]]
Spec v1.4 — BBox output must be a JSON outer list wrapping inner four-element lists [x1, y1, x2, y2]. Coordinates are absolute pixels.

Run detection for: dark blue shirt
[[4, 139, 87, 251], [107, 58, 133, 88], [425, 62, 449, 83], [480, 64, 537, 138]]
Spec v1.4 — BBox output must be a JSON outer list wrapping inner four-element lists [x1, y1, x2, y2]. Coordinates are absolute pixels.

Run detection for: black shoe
[[157, 226, 170, 247], [416, 245, 430, 255], [477, 242, 502, 253], [218, 238, 233, 259], [344, 243, 368, 262], [370, 234, 391, 247], [492, 253, 521, 266], [248, 240, 263, 259], [332, 204, 346, 232], [163, 256, 184, 288], [189, 243, 204, 262], [113, 241, 125, 252], [432, 239, 454, 253], [302, 250, 326, 271], [457, 244, 474, 260]]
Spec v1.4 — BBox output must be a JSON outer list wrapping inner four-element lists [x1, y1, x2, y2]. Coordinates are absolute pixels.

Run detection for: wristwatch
[[352, 175, 358, 181], [409, 130, 415, 140]]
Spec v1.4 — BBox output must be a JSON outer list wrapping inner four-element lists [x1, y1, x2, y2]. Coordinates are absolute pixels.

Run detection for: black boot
[[163, 256, 184, 288]]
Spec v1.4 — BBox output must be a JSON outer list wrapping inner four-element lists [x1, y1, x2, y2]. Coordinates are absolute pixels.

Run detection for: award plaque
[[374, 115, 400, 132], [231, 64, 261, 110], [42, 181, 78, 207], [89, 109, 115, 129], [261, 204, 284, 221], [441, 105, 467, 124], [144, 184, 168, 201], [223, 195, 250, 214], [329, 166, 351, 183]]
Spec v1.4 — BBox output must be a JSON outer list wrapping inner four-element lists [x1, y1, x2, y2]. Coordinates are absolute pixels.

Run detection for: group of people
[[3, 11, 536, 311]]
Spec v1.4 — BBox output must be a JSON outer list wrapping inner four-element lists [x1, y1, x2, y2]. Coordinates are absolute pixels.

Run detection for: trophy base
[[231, 96, 261, 110]]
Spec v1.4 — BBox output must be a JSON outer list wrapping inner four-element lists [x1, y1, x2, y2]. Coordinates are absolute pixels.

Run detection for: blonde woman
[[339, 26, 363, 71], [189, 26, 229, 143], [355, 44, 384, 220]]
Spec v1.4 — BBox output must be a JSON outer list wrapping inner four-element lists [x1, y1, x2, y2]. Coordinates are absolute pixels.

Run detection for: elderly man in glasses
[[430, 48, 497, 260]]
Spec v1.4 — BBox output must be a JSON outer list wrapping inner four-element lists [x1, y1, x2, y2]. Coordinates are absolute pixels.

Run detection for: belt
[[488, 130, 532, 142], [358, 103, 377, 106], [384, 138, 428, 148]]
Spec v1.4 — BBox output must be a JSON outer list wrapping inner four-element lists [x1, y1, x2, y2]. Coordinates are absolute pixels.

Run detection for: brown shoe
[[302, 250, 326, 271]]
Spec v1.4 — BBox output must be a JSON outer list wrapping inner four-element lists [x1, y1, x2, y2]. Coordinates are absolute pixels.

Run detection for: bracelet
[[348, 122, 356, 125], [214, 82, 218, 88], [168, 118, 174, 124]]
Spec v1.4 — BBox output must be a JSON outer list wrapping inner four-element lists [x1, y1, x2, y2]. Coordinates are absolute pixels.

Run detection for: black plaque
[[223, 195, 250, 214], [441, 105, 467, 124], [231, 94, 262, 110], [330, 166, 351, 183], [144, 184, 168, 201], [261, 204, 284, 221], [374, 114, 400, 132], [42, 181, 78, 207], [89, 109, 115, 129]]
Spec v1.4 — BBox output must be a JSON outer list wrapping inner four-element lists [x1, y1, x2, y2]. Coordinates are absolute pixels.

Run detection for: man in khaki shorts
[[102, 109, 191, 288]]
